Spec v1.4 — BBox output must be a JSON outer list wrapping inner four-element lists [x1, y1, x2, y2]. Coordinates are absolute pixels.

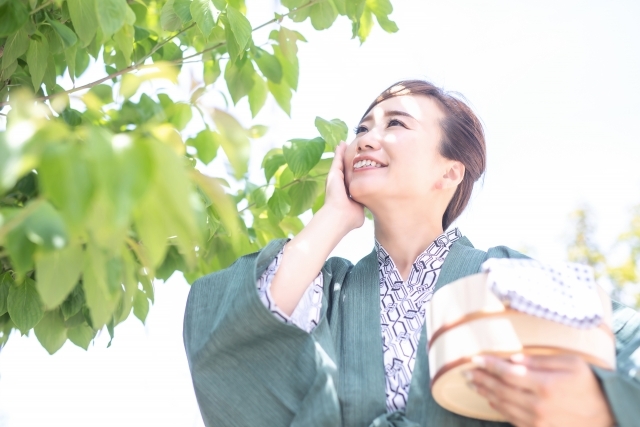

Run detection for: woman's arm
[[270, 142, 364, 315]]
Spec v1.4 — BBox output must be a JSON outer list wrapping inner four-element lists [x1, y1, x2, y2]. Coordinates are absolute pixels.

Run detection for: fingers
[[473, 378, 533, 427], [472, 355, 534, 391], [469, 366, 536, 426], [331, 141, 346, 173], [515, 354, 581, 372]]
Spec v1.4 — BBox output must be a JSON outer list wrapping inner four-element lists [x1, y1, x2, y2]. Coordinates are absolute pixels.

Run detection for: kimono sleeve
[[182, 238, 346, 427], [592, 302, 640, 427]]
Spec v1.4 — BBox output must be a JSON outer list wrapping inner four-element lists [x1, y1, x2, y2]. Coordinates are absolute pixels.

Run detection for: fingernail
[[471, 355, 486, 368], [462, 370, 473, 382], [510, 353, 525, 363]]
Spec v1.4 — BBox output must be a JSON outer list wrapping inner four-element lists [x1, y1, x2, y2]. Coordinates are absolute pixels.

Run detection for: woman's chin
[[348, 181, 383, 202]]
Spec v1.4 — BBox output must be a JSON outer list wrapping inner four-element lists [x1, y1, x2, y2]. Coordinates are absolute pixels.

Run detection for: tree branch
[[135, 22, 197, 67], [0, 0, 322, 109], [30, 0, 54, 15]]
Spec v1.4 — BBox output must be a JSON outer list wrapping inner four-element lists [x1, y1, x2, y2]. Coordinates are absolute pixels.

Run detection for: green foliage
[[0, 0, 398, 353], [567, 206, 640, 308]]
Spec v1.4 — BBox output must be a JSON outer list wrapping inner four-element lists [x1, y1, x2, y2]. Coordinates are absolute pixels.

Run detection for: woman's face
[[344, 94, 456, 207]]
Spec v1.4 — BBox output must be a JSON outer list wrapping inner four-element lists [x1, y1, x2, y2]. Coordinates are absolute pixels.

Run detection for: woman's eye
[[388, 119, 405, 128], [354, 125, 368, 135]]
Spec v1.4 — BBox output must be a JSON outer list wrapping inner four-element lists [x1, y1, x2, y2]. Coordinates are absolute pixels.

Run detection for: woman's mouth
[[353, 160, 386, 170]]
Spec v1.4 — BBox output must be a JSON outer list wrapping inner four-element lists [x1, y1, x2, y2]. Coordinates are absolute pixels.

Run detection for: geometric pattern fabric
[[377, 228, 461, 412]]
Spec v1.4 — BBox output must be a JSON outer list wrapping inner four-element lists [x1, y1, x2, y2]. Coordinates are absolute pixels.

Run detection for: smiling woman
[[183, 80, 640, 427]]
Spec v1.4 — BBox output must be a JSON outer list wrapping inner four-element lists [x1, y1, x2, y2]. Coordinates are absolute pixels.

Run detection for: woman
[[183, 81, 640, 427]]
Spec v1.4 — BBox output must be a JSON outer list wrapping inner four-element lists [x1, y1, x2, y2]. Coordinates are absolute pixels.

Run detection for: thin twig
[[30, 0, 54, 15], [135, 22, 196, 66]]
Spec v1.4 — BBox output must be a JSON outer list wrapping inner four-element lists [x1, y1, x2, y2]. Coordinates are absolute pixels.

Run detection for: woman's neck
[[372, 207, 445, 282]]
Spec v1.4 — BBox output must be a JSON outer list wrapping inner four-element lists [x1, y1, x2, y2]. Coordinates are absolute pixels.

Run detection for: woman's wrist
[[315, 205, 359, 237]]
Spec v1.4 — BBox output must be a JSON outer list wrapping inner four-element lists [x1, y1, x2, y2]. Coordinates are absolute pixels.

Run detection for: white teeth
[[354, 160, 383, 169]]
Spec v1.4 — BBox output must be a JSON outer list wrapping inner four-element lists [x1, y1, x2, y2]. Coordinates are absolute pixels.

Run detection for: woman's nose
[[356, 130, 381, 152]]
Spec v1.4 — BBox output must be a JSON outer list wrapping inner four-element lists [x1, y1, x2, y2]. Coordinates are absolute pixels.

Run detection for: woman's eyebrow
[[359, 110, 416, 125]]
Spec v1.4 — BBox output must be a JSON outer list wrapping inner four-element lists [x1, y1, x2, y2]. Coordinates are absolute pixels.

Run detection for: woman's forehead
[[364, 95, 445, 124]]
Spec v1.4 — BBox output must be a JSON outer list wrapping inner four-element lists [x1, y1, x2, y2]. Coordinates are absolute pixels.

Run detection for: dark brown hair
[[361, 80, 486, 230]]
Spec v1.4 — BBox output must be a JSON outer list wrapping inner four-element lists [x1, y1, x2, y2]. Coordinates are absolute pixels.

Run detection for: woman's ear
[[442, 161, 465, 188]]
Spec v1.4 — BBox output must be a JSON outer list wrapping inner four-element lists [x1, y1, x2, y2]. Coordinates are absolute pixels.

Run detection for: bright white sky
[[2, 0, 640, 425]]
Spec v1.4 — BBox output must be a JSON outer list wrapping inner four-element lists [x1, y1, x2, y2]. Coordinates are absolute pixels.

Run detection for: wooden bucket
[[425, 272, 615, 421]]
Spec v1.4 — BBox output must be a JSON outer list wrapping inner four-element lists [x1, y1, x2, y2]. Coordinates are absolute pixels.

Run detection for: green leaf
[[64, 45, 77, 81], [224, 57, 255, 104], [267, 189, 291, 221], [191, 0, 217, 38], [315, 117, 348, 150], [187, 130, 220, 164], [248, 124, 268, 138], [212, 109, 251, 179], [48, 19, 78, 49], [113, 24, 134, 65], [281, 0, 307, 7], [135, 192, 171, 269], [309, 1, 338, 30], [203, 59, 221, 85], [366, 0, 398, 33], [2, 26, 29, 70], [312, 190, 325, 213], [5, 220, 37, 278], [357, 6, 373, 42], [253, 47, 282, 83], [287, 179, 320, 216], [160, 0, 183, 31], [67, 0, 99, 46], [0, 1, 29, 38], [67, 322, 95, 350], [34, 309, 67, 354], [38, 144, 95, 228], [212, 0, 227, 10], [267, 79, 292, 116], [23, 202, 69, 251], [133, 289, 149, 323], [26, 36, 50, 91], [273, 43, 299, 90], [332, 0, 347, 15], [35, 243, 84, 309], [82, 243, 119, 329], [226, 6, 252, 51], [247, 74, 267, 118], [0, 272, 14, 316], [43, 52, 57, 92], [173, 0, 193, 23], [283, 137, 325, 177], [262, 148, 285, 182], [7, 278, 44, 332], [89, 84, 114, 104], [0, 59, 17, 81], [346, 0, 366, 21], [61, 285, 84, 320], [280, 216, 304, 236]]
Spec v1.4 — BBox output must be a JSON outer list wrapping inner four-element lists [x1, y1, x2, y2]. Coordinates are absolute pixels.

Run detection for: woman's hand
[[321, 141, 365, 232], [467, 354, 615, 427]]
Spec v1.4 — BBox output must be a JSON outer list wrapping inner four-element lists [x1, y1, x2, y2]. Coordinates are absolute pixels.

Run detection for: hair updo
[[360, 80, 486, 230]]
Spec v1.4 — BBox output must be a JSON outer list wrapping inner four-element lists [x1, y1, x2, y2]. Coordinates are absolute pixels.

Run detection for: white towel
[[481, 258, 603, 329]]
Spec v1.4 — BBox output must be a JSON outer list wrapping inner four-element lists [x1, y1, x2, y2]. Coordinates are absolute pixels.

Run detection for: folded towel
[[481, 258, 603, 329]]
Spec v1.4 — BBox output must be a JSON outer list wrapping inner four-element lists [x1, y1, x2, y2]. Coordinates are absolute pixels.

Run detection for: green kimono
[[183, 237, 640, 427]]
